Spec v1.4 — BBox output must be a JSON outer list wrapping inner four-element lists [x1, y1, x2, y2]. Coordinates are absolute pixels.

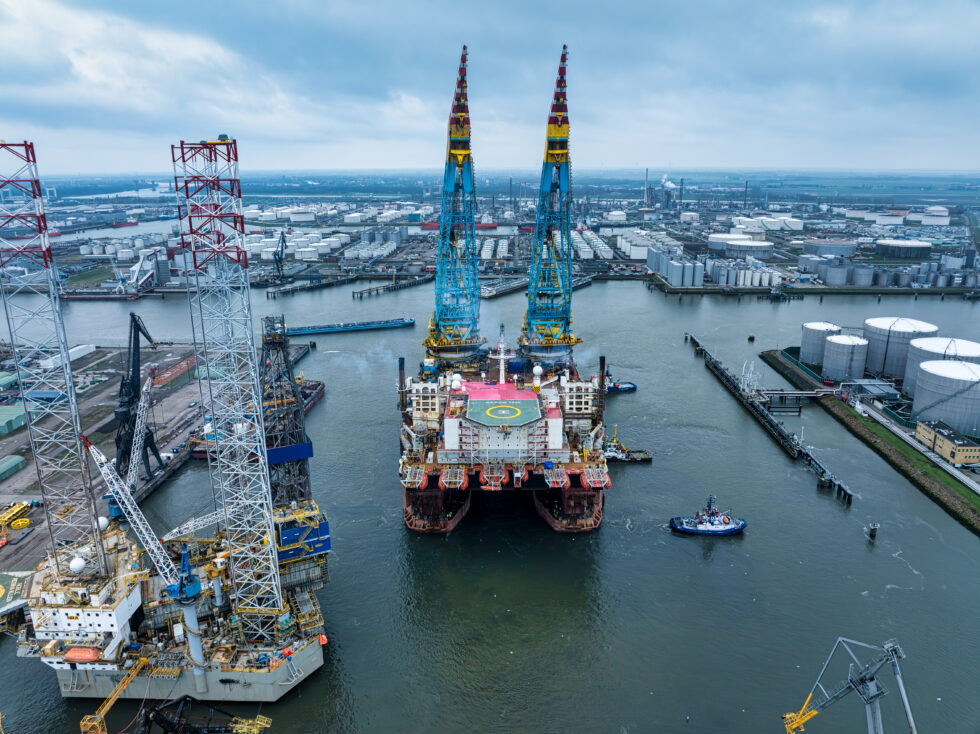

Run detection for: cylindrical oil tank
[[851, 266, 874, 287], [90, 244, 104, 255], [873, 269, 891, 286], [935, 274, 950, 288], [895, 272, 913, 287], [863, 317, 939, 377], [79, 244, 92, 255], [966, 274, 978, 288], [822, 335, 868, 381], [913, 360, 980, 436], [903, 337, 980, 397], [800, 321, 841, 365], [825, 266, 849, 286]]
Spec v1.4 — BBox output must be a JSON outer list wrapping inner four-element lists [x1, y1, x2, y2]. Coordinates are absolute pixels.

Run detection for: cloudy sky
[[1, 0, 977, 174]]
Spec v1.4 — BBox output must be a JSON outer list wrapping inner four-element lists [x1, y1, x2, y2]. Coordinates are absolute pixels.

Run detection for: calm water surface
[[1, 283, 978, 733]]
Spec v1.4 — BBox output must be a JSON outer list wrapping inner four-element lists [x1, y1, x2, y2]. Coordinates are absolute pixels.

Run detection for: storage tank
[[79, 245, 92, 255], [825, 266, 849, 286], [873, 269, 891, 286], [800, 321, 841, 365], [903, 337, 980, 397], [260, 248, 276, 261], [913, 361, 980, 436], [894, 272, 913, 287], [90, 244, 104, 255], [821, 335, 868, 381], [116, 248, 135, 262], [851, 266, 874, 287], [935, 274, 950, 288], [863, 317, 939, 377]]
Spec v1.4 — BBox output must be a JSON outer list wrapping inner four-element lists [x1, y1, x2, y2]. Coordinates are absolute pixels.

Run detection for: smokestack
[[644, 168, 649, 207], [598, 355, 606, 413], [743, 180, 748, 209], [678, 178, 684, 210], [398, 357, 407, 411]]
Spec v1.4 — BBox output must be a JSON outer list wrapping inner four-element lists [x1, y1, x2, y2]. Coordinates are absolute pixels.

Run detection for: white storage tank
[[800, 322, 841, 365], [825, 266, 849, 286], [117, 248, 135, 262], [79, 244, 92, 255], [90, 244, 104, 255], [821, 335, 869, 381], [296, 247, 318, 261], [913, 361, 980, 436], [863, 317, 939, 377], [260, 248, 277, 261], [903, 337, 980, 397], [851, 266, 874, 287]]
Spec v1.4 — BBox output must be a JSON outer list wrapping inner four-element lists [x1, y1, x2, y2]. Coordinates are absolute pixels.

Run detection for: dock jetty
[[352, 274, 434, 299], [686, 333, 853, 503]]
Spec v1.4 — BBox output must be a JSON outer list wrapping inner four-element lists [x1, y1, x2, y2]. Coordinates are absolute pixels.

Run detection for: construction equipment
[[172, 136, 284, 643], [134, 696, 271, 733], [0, 140, 107, 578], [79, 657, 148, 734], [115, 312, 163, 482], [520, 45, 582, 361], [85, 377, 209, 693], [273, 230, 286, 282], [782, 637, 917, 734], [422, 45, 484, 360]]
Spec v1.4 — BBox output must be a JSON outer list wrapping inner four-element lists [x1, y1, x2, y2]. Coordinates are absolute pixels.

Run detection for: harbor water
[[1, 282, 978, 732]]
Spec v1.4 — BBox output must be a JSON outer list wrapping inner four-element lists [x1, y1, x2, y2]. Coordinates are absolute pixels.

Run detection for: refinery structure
[[398, 46, 611, 533], [0, 137, 330, 724]]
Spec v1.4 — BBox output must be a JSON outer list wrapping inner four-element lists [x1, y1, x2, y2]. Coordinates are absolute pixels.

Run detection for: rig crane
[[115, 312, 163, 481], [273, 230, 286, 282], [782, 637, 917, 734], [422, 45, 484, 361], [83, 378, 208, 694], [520, 45, 581, 362], [0, 141, 107, 577]]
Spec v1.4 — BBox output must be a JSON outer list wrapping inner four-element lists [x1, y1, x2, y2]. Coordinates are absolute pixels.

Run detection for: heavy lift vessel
[[1, 138, 328, 707], [399, 46, 610, 533]]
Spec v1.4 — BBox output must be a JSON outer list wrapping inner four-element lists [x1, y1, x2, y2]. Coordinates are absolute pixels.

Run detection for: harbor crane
[[782, 637, 917, 734], [115, 312, 163, 481], [423, 45, 484, 360], [520, 45, 581, 362], [273, 230, 286, 282]]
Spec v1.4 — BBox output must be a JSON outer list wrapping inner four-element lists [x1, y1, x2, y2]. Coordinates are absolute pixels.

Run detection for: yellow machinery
[[231, 715, 272, 733], [79, 657, 147, 734], [0, 503, 28, 528]]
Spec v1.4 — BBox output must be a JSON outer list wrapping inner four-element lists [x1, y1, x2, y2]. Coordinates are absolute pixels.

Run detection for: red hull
[[420, 222, 440, 230]]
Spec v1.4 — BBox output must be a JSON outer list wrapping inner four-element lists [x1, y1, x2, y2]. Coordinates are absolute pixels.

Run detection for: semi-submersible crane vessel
[[399, 45, 611, 533], [0, 138, 329, 711]]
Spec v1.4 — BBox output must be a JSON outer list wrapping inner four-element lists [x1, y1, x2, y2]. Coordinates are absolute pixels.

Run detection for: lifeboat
[[64, 647, 100, 663]]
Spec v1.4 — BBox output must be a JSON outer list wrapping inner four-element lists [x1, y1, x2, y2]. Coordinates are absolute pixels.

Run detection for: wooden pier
[[267, 274, 359, 298], [352, 274, 433, 299], [686, 333, 853, 503]]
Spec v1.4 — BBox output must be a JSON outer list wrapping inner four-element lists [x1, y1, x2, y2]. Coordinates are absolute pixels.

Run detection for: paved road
[[860, 400, 980, 497]]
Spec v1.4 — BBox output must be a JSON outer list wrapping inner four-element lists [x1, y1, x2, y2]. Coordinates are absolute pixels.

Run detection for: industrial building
[[914, 421, 980, 465]]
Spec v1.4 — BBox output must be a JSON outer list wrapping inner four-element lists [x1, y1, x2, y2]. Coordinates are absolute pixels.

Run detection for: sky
[[1, 0, 978, 175]]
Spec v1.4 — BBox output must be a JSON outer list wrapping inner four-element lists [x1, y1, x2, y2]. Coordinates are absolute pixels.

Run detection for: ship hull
[[534, 488, 604, 532], [402, 485, 470, 533], [49, 638, 323, 702]]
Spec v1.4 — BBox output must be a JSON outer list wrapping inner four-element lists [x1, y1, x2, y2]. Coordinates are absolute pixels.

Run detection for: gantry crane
[[782, 637, 917, 734], [115, 312, 163, 482], [422, 45, 484, 360], [172, 135, 285, 643], [520, 45, 581, 362], [0, 141, 107, 578]]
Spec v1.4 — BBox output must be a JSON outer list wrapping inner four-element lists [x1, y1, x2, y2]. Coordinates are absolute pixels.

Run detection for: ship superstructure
[[2, 138, 327, 707], [399, 46, 608, 533]]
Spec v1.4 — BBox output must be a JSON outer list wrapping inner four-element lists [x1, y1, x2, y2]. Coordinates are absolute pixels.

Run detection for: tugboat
[[670, 495, 746, 535], [605, 370, 637, 394], [604, 425, 652, 463]]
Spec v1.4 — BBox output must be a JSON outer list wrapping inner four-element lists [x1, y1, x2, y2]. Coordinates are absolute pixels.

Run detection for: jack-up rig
[[399, 45, 610, 533], [1, 137, 329, 713]]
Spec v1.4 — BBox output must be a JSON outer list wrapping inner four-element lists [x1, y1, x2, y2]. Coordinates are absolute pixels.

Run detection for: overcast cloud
[[0, 0, 977, 173]]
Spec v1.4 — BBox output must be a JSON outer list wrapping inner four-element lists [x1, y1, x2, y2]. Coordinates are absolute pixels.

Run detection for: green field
[[65, 267, 113, 287]]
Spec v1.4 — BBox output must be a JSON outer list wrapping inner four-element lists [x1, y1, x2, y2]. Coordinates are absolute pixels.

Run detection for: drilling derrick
[[0, 141, 107, 577], [172, 136, 284, 642], [423, 45, 484, 361], [520, 45, 581, 362]]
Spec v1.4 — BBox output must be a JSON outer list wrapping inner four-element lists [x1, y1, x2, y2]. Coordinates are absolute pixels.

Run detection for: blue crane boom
[[520, 45, 582, 362], [423, 45, 483, 360]]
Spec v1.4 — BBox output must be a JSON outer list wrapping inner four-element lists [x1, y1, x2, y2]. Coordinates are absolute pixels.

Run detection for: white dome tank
[[902, 337, 980, 397], [800, 322, 841, 365], [863, 317, 939, 377], [912, 360, 980, 436], [821, 335, 868, 381]]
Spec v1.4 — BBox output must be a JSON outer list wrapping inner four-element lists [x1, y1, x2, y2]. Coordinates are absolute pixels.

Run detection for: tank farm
[[398, 46, 611, 533]]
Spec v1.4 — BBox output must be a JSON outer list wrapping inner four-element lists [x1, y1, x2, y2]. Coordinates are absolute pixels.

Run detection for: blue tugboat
[[670, 496, 746, 535], [605, 371, 637, 394]]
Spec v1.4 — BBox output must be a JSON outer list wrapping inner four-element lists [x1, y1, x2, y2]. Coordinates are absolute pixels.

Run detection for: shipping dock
[[399, 46, 609, 533], [0, 138, 329, 723]]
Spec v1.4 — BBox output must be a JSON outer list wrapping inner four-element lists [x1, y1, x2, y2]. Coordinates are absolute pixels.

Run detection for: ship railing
[[544, 465, 569, 488], [399, 464, 427, 489], [582, 465, 609, 488]]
